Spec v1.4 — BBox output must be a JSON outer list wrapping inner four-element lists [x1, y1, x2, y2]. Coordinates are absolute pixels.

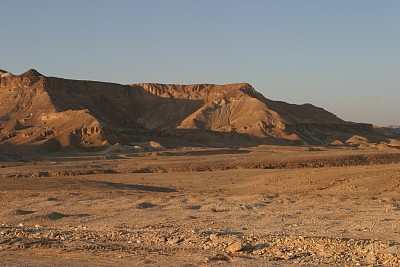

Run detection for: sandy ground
[[1, 147, 400, 266]]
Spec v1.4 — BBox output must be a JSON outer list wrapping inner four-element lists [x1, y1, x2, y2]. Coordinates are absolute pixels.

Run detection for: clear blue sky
[[1, 0, 399, 125]]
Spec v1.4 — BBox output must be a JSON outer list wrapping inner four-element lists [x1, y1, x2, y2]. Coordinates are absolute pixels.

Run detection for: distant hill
[[0, 68, 399, 155]]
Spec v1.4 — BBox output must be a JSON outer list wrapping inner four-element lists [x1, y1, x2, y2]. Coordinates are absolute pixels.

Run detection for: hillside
[[0, 68, 399, 156]]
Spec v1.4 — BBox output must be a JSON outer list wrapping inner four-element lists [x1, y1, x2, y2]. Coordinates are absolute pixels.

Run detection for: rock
[[226, 241, 246, 253], [0, 72, 13, 78], [209, 233, 218, 241], [0, 69, 13, 77], [167, 236, 182, 245], [19, 68, 43, 77]]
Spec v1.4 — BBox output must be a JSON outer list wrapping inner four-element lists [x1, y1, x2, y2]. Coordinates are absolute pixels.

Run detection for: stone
[[226, 241, 246, 253]]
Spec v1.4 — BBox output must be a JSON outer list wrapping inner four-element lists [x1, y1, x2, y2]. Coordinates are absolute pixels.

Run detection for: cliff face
[[0, 75, 104, 153], [0, 69, 397, 154]]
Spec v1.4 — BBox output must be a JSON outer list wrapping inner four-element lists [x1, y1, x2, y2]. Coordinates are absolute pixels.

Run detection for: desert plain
[[1, 146, 400, 266]]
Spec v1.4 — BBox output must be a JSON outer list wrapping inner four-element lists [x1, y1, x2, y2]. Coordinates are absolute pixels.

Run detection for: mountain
[[0, 69, 399, 155]]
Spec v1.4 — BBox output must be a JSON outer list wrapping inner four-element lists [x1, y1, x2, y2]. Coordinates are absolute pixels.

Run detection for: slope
[[0, 69, 399, 156]]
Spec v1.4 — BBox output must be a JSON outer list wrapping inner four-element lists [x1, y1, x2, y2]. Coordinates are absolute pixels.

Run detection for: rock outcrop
[[0, 68, 399, 154], [19, 68, 43, 77], [0, 69, 14, 78]]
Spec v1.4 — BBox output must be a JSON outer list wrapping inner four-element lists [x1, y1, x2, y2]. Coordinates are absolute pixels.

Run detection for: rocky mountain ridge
[[0, 69, 399, 155]]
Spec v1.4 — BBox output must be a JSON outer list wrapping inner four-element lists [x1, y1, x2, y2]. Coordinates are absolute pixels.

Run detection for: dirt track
[[1, 148, 400, 266]]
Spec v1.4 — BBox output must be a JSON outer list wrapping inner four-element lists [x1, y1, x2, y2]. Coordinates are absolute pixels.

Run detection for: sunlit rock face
[[0, 68, 397, 155]]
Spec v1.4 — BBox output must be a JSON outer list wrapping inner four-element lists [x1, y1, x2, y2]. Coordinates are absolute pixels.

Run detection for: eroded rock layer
[[0, 69, 398, 154]]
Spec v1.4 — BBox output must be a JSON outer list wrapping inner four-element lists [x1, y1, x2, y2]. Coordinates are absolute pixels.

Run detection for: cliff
[[0, 69, 398, 154]]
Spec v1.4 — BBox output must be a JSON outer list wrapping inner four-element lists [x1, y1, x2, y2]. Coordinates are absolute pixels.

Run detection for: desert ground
[[1, 146, 400, 266]]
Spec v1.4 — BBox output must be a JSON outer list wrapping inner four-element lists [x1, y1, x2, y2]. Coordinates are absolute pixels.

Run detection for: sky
[[1, 0, 399, 125]]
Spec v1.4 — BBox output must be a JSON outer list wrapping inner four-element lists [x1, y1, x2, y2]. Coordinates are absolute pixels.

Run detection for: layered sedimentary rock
[[0, 69, 398, 154]]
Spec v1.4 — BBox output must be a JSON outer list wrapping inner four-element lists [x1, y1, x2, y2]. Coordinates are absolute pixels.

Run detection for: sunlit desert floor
[[1, 146, 400, 266]]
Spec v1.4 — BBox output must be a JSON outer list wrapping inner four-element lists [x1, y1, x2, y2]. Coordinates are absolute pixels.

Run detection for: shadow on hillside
[[43, 78, 204, 129]]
